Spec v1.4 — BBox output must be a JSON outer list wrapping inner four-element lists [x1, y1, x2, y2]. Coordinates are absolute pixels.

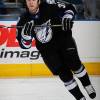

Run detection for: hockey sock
[[64, 79, 86, 100], [74, 64, 96, 99]]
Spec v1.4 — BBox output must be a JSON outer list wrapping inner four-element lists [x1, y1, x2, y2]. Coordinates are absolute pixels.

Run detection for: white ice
[[0, 76, 99, 100]]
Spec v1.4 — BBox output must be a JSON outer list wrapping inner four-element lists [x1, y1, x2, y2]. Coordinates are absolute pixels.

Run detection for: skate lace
[[85, 85, 95, 95]]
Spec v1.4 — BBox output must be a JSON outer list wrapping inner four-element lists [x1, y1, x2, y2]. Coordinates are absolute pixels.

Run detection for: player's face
[[26, 0, 40, 14]]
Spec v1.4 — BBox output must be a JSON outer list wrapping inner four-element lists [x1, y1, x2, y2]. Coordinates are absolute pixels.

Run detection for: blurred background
[[0, 0, 100, 20]]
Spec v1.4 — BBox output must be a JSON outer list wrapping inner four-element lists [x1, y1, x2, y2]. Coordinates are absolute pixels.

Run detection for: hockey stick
[[0, 24, 62, 28]]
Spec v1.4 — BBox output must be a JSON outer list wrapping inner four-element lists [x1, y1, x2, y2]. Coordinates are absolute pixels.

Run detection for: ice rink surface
[[0, 76, 100, 100]]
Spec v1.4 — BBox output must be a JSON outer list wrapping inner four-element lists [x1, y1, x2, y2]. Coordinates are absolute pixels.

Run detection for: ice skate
[[84, 84, 96, 99], [80, 97, 86, 100]]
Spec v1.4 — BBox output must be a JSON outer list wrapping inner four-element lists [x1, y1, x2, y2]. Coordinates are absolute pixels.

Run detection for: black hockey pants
[[39, 38, 82, 82]]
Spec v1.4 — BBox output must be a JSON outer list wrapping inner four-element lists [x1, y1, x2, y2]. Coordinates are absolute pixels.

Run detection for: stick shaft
[[0, 24, 62, 28]]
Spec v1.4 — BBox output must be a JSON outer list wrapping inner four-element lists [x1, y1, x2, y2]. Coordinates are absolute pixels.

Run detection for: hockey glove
[[62, 10, 74, 31], [21, 20, 34, 49], [62, 18, 73, 31]]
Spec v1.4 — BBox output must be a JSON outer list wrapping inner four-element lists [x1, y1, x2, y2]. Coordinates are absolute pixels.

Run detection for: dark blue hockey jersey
[[17, 2, 76, 51]]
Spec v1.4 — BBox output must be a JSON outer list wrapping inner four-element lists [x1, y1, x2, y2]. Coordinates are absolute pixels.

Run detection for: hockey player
[[16, 0, 96, 100]]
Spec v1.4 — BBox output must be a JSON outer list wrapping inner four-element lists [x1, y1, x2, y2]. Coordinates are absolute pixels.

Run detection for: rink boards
[[0, 21, 100, 77]]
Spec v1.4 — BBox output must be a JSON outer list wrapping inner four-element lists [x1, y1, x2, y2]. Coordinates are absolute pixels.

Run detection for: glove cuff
[[63, 10, 74, 20], [21, 33, 32, 49]]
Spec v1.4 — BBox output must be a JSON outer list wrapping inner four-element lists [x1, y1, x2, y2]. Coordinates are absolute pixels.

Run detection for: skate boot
[[80, 97, 86, 100], [85, 84, 96, 99]]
